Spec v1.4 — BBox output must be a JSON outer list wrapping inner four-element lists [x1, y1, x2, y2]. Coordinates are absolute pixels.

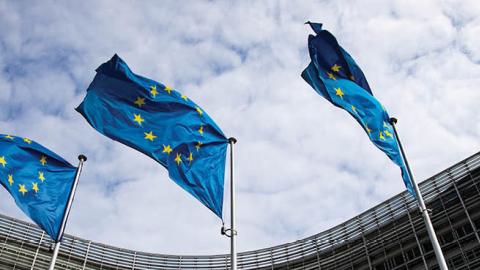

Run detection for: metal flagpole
[[228, 137, 238, 270], [389, 118, 449, 270], [49, 154, 87, 270]]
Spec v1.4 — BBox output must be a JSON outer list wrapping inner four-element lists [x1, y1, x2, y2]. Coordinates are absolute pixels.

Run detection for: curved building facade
[[1, 151, 480, 270]]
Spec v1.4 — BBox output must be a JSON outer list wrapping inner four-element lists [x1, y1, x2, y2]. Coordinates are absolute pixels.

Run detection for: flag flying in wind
[[0, 134, 77, 240], [301, 22, 414, 195], [76, 54, 228, 217]]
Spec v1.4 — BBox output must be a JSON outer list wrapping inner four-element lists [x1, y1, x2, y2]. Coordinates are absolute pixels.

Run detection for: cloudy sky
[[0, 0, 479, 255]]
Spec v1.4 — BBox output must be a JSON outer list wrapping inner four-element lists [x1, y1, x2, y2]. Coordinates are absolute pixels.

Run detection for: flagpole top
[[389, 117, 398, 125], [228, 137, 237, 144], [78, 155, 87, 162]]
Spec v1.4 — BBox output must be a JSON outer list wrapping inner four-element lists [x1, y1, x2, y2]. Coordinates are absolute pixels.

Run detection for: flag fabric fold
[[0, 135, 77, 240], [76, 54, 228, 217], [301, 22, 414, 195]]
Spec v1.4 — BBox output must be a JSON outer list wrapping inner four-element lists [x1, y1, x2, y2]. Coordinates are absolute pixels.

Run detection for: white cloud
[[0, 0, 479, 255]]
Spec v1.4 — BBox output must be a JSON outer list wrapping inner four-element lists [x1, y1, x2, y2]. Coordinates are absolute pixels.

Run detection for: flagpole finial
[[228, 137, 237, 144], [78, 155, 87, 162], [389, 117, 398, 125]]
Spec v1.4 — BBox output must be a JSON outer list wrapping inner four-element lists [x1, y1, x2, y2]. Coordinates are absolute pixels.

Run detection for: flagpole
[[48, 154, 87, 270], [228, 137, 237, 270], [389, 118, 448, 270]]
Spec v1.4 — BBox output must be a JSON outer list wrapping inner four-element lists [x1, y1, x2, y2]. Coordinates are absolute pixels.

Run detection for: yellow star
[[134, 97, 146, 107], [379, 132, 386, 141], [351, 105, 357, 113], [162, 145, 173, 154], [150, 85, 158, 98], [4, 135, 14, 140], [331, 64, 341, 72], [196, 107, 203, 116], [18, 184, 27, 195], [0, 156, 6, 167], [133, 113, 145, 126], [181, 94, 188, 101], [32, 182, 39, 193], [365, 125, 372, 134], [335, 88, 344, 99], [198, 125, 204, 135], [385, 130, 393, 138], [38, 171, 46, 182], [327, 72, 336, 80], [187, 152, 193, 163], [195, 141, 202, 151], [144, 131, 157, 141], [23, 138, 32, 144], [164, 85, 173, 94], [174, 153, 182, 165], [40, 155, 47, 166], [8, 174, 13, 186]]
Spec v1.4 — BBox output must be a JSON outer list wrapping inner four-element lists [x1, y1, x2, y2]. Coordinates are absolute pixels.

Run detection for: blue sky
[[0, 0, 479, 255]]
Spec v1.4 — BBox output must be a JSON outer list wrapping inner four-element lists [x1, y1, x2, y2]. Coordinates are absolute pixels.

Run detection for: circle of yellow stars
[[130, 84, 209, 167], [0, 136, 49, 196], [325, 63, 395, 143]]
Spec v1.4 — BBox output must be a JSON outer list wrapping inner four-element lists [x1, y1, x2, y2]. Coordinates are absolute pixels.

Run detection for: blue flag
[[0, 135, 77, 240], [76, 54, 228, 217], [301, 22, 414, 195]]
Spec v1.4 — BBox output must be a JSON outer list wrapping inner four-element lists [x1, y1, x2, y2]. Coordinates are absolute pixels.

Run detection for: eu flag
[[301, 22, 414, 195], [76, 54, 228, 217], [0, 135, 77, 240]]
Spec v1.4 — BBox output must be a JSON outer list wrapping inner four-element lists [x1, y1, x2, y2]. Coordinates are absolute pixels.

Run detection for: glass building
[[1, 151, 479, 269]]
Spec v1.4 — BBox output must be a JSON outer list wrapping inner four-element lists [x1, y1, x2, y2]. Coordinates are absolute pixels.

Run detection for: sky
[[0, 0, 479, 255]]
